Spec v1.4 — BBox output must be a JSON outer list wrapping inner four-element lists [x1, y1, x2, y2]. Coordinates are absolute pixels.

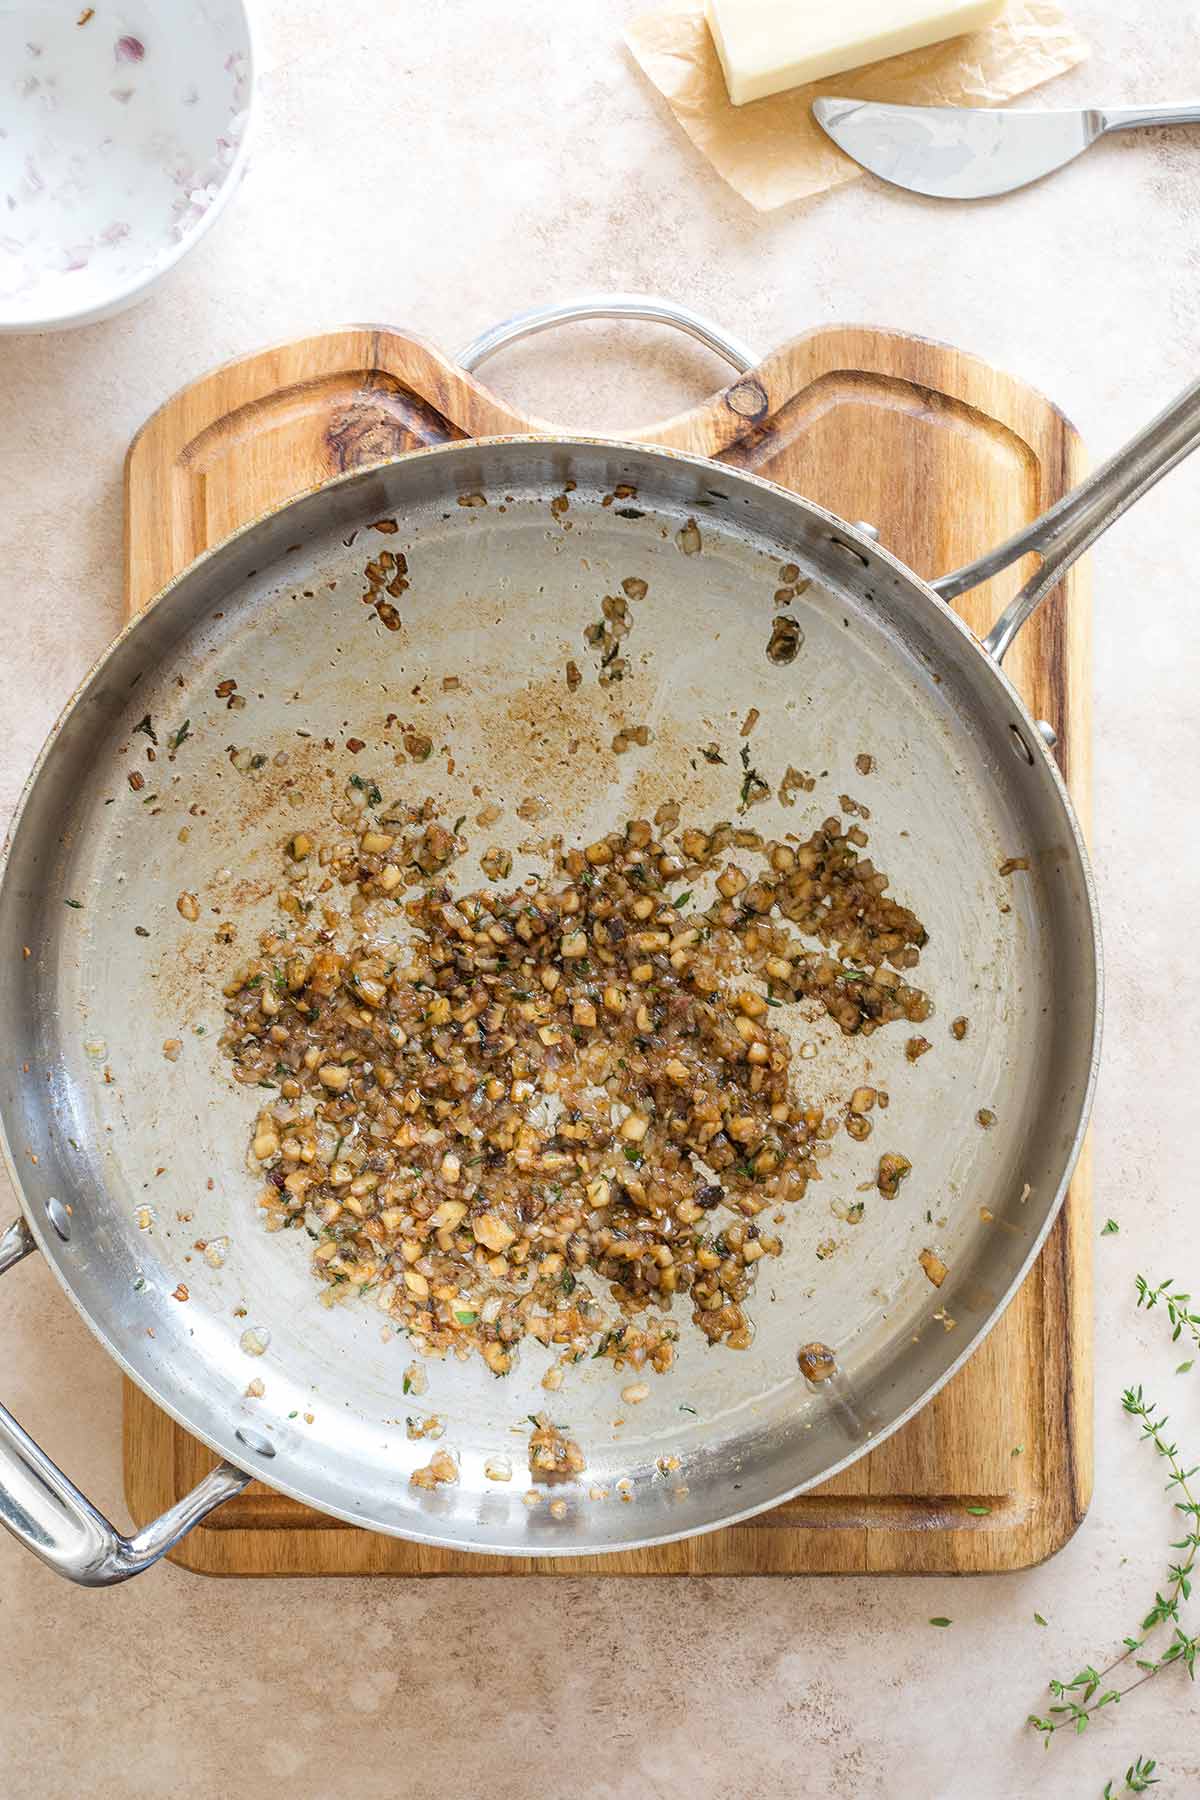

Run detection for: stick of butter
[[706, 0, 1007, 106]]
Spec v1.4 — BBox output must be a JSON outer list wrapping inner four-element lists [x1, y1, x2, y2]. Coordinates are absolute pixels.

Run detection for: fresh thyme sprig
[[1136, 1277, 1200, 1359], [1028, 1387, 1199, 1746]]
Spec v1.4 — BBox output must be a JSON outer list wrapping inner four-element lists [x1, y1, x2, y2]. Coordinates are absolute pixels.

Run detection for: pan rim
[[0, 434, 1103, 1554]]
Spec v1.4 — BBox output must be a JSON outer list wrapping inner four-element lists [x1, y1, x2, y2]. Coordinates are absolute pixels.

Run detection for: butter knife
[[811, 97, 1200, 199]]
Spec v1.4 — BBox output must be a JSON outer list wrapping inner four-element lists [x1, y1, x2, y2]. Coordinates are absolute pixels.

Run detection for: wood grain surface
[[123, 323, 1092, 1576]]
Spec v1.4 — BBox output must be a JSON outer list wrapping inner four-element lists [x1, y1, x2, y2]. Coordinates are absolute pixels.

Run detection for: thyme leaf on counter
[[1103, 1756, 1161, 1795]]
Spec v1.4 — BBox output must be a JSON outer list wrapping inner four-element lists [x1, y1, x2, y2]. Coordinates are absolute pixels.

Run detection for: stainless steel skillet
[[3, 298, 1200, 1583]]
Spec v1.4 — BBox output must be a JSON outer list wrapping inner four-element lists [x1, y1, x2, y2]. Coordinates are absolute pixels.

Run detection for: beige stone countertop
[[2, 2, 1200, 1794]]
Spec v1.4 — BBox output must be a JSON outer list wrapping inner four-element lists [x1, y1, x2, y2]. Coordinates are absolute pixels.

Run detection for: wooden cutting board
[[123, 322, 1092, 1576]]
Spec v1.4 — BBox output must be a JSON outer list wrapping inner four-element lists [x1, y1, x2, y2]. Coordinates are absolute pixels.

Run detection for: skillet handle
[[458, 293, 758, 379], [0, 1217, 250, 1585], [933, 375, 1200, 663]]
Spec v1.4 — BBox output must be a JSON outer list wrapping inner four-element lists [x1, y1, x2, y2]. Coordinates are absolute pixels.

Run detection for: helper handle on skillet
[[0, 1216, 251, 1585], [458, 293, 758, 380], [934, 375, 1200, 662], [461, 300, 1200, 668]]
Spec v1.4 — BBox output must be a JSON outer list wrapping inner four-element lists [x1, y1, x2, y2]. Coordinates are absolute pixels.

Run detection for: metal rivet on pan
[[234, 1426, 276, 1459], [1008, 724, 1036, 766], [852, 520, 881, 542], [44, 1195, 71, 1242], [1036, 719, 1058, 749], [828, 535, 871, 568]]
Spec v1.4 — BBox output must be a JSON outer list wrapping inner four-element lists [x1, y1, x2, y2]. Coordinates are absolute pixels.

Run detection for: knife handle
[[1100, 103, 1200, 134]]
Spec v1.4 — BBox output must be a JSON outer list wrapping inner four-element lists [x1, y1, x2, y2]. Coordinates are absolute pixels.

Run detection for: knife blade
[[811, 97, 1106, 199]]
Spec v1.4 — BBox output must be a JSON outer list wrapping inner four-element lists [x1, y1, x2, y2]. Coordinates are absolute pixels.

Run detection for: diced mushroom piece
[[766, 616, 804, 664], [473, 1213, 516, 1253], [876, 1153, 912, 1199], [414, 823, 455, 874], [480, 845, 512, 880], [528, 1417, 586, 1481], [410, 1448, 458, 1490], [919, 1247, 948, 1288]]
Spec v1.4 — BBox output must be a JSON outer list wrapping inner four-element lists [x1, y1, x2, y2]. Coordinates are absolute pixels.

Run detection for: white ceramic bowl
[[0, 1, 254, 332]]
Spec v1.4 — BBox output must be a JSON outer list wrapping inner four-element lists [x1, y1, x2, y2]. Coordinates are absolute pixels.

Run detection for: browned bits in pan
[[370, 518, 399, 534], [621, 576, 648, 601], [950, 1016, 969, 1041], [128, 770, 145, 792], [998, 857, 1030, 876], [217, 801, 931, 1378], [565, 659, 582, 691], [906, 1036, 931, 1062], [855, 753, 875, 776], [976, 1108, 997, 1129]]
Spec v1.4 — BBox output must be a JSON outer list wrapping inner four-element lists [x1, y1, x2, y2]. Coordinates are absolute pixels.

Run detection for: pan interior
[[1, 441, 1095, 1550]]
